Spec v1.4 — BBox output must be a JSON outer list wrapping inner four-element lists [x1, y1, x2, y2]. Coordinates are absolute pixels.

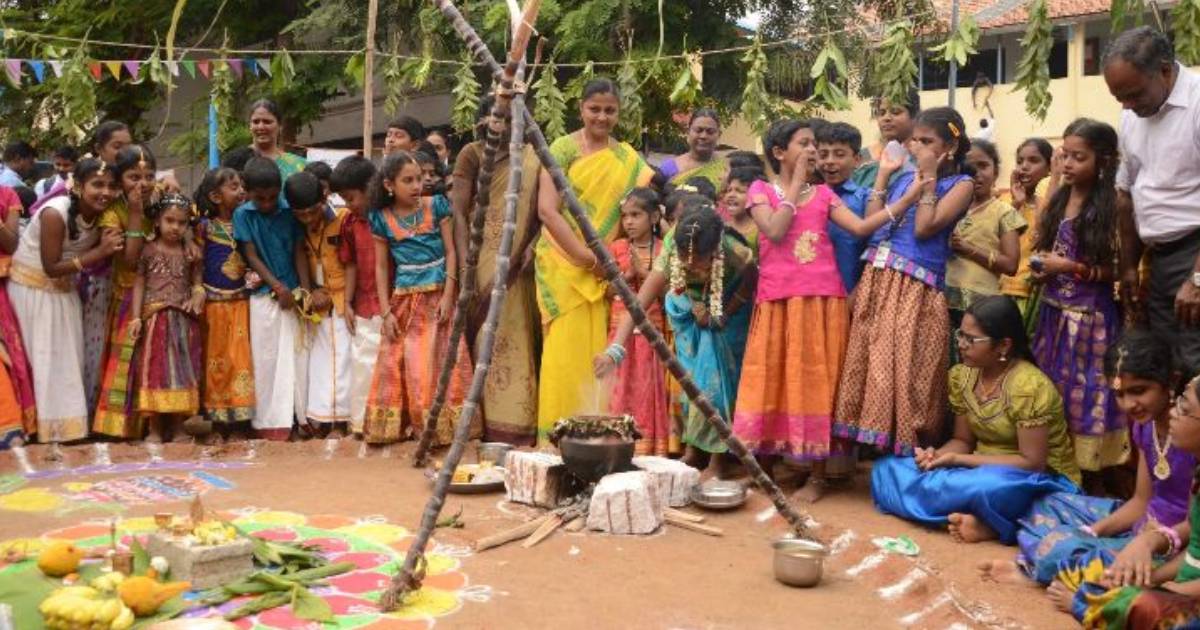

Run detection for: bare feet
[[948, 513, 997, 543], [1046, 580, 1074, 613], [978, 559, 1035, 586], [145, 430, 163, 444], [792, 477, 827, 503]]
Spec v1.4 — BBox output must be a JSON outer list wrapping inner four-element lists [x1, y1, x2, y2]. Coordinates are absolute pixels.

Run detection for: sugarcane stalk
[[428, 0, 813, 538], [379, 2, 539, 610], [412, 56, 511, 469]]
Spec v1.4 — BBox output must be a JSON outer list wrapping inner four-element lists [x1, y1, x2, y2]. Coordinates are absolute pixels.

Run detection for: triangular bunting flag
[[166, 60, 180, 77], [227, 58, 243, 78], [26, 60, 44, 83], [256, 58, 272, 77], [123, 60, 140, 80], [3, 59, 21, 85], [180, 60, 196, 79], [243, 58, 257, 77], [48, 60, 64, 78], [89, 62, 103, 82], [196, 60, 211, 79], [104, 60, 122, 80]]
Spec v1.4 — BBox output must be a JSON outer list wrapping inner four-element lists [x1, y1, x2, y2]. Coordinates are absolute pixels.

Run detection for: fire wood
[[522, 513, 564, 548], [664, 514, 724, 537], [473, 514, 553, 552], [563, 516, 586, 532], [663, 508, 705, 523]]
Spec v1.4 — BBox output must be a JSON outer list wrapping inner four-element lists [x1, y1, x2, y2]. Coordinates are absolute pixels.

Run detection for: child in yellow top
[[288, 172, 352, 438]]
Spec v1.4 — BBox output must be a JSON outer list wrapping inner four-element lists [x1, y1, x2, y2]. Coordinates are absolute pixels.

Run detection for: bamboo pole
[[428, 0, 814, 540], [378, 1, 540, 610], [362, 0, 379, 156]]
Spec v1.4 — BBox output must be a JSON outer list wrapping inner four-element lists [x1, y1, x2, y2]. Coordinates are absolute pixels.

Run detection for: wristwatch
[[1193, 272, 1200, 288]]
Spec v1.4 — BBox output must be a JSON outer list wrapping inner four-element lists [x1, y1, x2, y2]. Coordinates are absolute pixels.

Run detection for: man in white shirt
[[1106, 27, 1200, 372]]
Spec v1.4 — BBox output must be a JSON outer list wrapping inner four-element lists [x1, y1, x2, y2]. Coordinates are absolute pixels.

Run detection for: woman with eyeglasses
[[871, 295, 1080, 545]]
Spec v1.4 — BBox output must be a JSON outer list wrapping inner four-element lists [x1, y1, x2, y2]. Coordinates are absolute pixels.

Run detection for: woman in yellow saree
[[659, 109, 727, 190], [534, 78, 653, 443]]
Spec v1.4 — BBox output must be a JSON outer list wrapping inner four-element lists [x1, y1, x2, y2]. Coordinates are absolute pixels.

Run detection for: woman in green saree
[[659, 108, 727, 190], [534, 78, 653, 443]]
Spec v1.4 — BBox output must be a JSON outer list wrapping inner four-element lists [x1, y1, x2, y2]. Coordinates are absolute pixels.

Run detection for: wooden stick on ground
[[664, 514, 723, 537], [522, 513, 565, 548], [474, 514, 553, 552], [663, 508, 705, 523]]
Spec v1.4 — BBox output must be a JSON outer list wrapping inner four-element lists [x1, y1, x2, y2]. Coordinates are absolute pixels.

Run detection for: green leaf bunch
[[1014, 0, 1053, 120], [871, 21, 919, 114], [451, 54, 482, 135], [534, 58, 570, 139], [1174, 0, 1200, 66], [928, 13, 980, 66], [808, 39, 850, 111]]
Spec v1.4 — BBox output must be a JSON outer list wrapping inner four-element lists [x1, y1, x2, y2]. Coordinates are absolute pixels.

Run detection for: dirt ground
[[0, 440, 1077, 630]]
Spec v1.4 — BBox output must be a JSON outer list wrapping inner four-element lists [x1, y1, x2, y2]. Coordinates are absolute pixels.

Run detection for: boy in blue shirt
[[233, 157, 310, 440], [818, 122, 871, 296]]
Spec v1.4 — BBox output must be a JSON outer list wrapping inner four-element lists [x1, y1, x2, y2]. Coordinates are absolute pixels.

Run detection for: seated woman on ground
[[870, 295, 1081, 545], [979, 329, 1195, 587], [1046, 376, 1200, 626]]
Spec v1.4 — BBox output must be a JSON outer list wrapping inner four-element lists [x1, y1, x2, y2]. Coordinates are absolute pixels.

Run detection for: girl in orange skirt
[[128, 194, 205, 443], [732, 119, 894, 502], [195, 168, 255, 440], [0, 185, 35, 446], [605, 188, 669, 455], [362, 152, 478, 445]]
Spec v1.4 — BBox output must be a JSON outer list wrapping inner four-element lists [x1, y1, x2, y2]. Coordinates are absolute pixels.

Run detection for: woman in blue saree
[[871, 295, 1081, 544]]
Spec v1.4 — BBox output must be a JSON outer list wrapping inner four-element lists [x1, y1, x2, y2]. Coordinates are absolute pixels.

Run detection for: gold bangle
[[70, 257, 83, 272]]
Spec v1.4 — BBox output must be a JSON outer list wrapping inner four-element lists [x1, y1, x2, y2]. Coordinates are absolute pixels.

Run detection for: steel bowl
[[477, 442, 514, 466], [557, 435, 635, 483], [773, 538, 828, 587], [689, 479, 747, 511]]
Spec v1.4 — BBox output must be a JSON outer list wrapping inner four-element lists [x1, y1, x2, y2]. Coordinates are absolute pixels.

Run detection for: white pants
[[348, 315, 383, 433], [305, 314, 352, 423], [249, 294, 305, 432]]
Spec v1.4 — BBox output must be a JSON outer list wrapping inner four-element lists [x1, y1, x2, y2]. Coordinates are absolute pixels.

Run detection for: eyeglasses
[[1174, 397, 1200, 421], [954, 328, 991, 346]]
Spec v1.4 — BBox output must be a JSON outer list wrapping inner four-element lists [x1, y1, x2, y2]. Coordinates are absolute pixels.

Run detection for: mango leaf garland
[[1014, 0, 1053, 120], [809, 39, 851, 111], [53, 48, 97, 143], [533, 57, 569, 140], [1174, 0, 1200, 66], [616, 55, 643, 145], [740, 34, 775, 136], [668, 56, 702, 109], [563, 60, 596, 105], [401, 39, 435, 93], [343, 51, 366, 90], [270, 50, 296, 94], [451, 55, 482, 134], [928, 13, 980, 66], [1110, 0, 1147, 33], [382, 40, 405, 115], [211, 55, 240, 151], [871, 21, 919, 113]]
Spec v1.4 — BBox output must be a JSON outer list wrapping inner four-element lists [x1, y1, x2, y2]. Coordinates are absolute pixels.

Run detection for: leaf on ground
[[291, 584, 333, 622]]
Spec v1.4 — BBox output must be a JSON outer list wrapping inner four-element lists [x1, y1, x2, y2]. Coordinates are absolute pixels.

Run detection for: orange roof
[[930, 0, 1115, 30]]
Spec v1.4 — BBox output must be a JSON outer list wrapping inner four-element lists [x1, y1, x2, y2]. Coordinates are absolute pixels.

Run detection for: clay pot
[[558, 436, 635, 483]]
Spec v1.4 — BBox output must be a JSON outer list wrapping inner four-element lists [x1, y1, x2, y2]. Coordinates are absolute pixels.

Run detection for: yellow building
[[725, 1, 1135, 182]]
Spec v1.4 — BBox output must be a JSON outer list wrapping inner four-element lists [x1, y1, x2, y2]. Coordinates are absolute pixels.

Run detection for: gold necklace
[[1152, 422, 1173, 481], [976, 363, 1011, 402]]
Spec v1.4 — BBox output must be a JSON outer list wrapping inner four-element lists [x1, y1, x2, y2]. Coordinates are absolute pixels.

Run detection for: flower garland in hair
[[708, 225, 725, 323]]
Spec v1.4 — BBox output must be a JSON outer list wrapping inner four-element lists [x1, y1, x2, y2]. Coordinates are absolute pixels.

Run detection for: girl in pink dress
[[732, 118, 895, 502]]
